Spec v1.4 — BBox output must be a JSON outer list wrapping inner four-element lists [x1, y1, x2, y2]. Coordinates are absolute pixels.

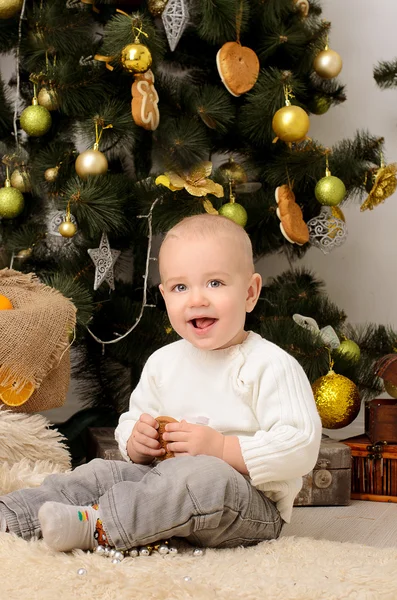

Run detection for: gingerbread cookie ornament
[[216, 41, 259, 97], [155, 416, 179, 460], [131, 69, 160, 131], [275, 184, 309, 246]]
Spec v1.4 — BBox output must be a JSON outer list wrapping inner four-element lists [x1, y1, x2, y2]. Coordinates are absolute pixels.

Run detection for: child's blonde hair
[[159, 213, 254, 274]]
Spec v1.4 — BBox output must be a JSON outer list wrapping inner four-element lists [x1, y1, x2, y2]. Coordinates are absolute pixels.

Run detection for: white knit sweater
[[115, 331, 322, 523]]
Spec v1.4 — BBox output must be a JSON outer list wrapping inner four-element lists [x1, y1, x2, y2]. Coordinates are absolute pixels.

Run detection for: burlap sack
[[0, 268, 77, 412]]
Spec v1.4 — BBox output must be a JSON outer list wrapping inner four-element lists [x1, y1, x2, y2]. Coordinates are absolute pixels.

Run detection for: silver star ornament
[[88, 232, 120, 291]]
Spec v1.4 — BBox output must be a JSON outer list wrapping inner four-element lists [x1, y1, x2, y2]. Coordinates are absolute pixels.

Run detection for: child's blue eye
[[208, 280, 222, 288], [174, 284, 187, 292]]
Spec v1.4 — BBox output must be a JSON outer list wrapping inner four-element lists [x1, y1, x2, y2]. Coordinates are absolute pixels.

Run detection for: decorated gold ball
[[0, 0, 23, 19], [272, 105, 310, 143], [313, 48, 343, 79], [218, 202, 248, 227], [219, 160, 247, 185], [121, 42, 152, 73], [315, 175, 346, 206], [37, 86, 59, 111], [0, 186, 24, 219], [312, 370, 361, 429], [335, 339, 361, 364], [20, 104, 52, 137], [384, 380, 397, 399], [148, 0, 168, 16], [59, 220, 77, 238], [10, 168, 31, 193], [16, 248, 33, 259], [44, 166, 59, 182], [75, 149, 108, 179]]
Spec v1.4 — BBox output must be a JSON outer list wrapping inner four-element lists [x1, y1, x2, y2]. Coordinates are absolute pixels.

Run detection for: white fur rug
[[1, 533, 397, 600], [1, 409, 396, 599]]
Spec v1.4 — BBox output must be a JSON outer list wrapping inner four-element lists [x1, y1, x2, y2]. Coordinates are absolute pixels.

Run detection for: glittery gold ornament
[[44, 166, 59, 182], [335, 339, 361, 364], [0, 184, 24, 219], [10, 168, 31, 193], [272, 105, 310, 143], [121, 42, 152, 73], [384, 380, 397, 399], [20, 101, 52, 137], [59, 219, 77, 238], [313, 48, 343, 79], [219, 159, 247, 185], [16, 248, 33, 259], [315, 175, 346, 206], [148, 0, 168, 16], [312, 369, 361, 429], [37, 86, 59, 111], [361, 163, 397, 212], [75, 149, 108, 179], [327, 205, 345, 239], [218, 202, 248, 227], [0, 0, 23, 19]]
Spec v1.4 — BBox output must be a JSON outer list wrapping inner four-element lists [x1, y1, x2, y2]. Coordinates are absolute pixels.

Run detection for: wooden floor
[[282, 499, 397, 548]]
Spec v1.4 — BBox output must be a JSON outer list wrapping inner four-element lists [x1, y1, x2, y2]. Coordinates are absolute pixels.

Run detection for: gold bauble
[[148, 0, 168, 16], [335, 339, 361, 364], [0, 185, 24, 219], [44, 166, 59, 182], [219, 160, 247, 185], [0, 0, 23, 19], [75, 149, 108, 179], [313, 48, 343, 79], [37, 86, 59, 111], [272, 105, 310, 143], [58, 220, 77, 238], [218, 202, 248, 227], [312, 370, 361, 429], [20, 104, 52, 137], [315, 175, 346, 206], [10, 168, 31, 193], [121, 42, 152, 74], [384, 380, 397, 399], [16, 248, 33, 259]]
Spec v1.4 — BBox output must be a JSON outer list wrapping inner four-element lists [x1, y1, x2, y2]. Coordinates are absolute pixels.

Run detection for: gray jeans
[[0, 455, 283, 550]]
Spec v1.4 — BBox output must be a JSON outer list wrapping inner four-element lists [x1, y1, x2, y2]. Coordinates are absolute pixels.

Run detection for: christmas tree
[[1, 0, 396, 457]]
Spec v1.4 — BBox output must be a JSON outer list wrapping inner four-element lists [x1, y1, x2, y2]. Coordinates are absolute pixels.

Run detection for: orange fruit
[[0, 379, 35, 406], [0, 294, 13, 310]]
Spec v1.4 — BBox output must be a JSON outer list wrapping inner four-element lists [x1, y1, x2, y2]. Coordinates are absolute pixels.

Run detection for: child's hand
[[162, 421, 225, 459], [127, 413, 165, 463]]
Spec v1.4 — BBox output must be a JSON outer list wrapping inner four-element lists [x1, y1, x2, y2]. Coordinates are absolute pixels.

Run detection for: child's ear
[[159, 283, 165, 298], [246, 273, 262, 313]]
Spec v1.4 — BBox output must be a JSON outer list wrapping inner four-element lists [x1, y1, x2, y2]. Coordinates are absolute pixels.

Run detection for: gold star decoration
[[361, 163, 397, 212]]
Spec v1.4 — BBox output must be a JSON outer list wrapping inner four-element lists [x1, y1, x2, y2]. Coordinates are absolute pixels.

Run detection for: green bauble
[[20, 104, 52, 137], [315, 175, 346, 206], [309, 94, 331, 115], [218, 202, 248, 227], [335, 339, 361, 364], [0, 186, 24, 219]]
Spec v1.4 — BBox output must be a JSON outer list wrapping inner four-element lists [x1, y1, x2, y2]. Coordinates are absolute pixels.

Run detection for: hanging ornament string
[[86, 197, 160, 353], [94, 119, 113, 150], [12, 0, 28, 150], [235, 0, 243, 44]]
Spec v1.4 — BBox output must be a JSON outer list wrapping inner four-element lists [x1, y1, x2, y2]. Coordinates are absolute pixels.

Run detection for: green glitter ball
[[309, 94, 332, 115], [315, 175, 346, 206], [218, 202, 248, 227], [335, 339, 361, 364], [20, 104, 52, 137], [0, 186, 24, 219]]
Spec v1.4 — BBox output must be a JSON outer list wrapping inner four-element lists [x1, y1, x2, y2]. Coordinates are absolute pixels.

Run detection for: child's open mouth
[[189, 317, 217, 333]]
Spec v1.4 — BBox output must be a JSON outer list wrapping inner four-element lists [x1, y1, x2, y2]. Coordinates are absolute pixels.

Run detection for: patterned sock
[[92, 503, 109, 547], [38, 502, 98, 552]]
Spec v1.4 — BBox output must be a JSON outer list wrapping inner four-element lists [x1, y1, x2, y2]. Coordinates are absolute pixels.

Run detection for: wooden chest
[[342, 435, 397, 502], [294, 438, 351, 506], [365, 398, 397, 444]]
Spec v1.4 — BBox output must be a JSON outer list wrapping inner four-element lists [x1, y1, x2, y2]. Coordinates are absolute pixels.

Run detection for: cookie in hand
[[155, 416, 179, 460]]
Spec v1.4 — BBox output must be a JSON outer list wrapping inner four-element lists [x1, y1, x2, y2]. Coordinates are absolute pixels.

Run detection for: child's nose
[[188, 287, 210, 307]]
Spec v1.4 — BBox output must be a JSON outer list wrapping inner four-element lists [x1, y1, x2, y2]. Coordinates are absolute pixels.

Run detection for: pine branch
[[374, 59, 397, 89]]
